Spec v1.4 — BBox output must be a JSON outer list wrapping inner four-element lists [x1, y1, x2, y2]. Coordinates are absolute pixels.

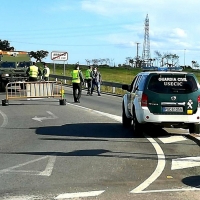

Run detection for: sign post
[[51, 51, 68, 75]]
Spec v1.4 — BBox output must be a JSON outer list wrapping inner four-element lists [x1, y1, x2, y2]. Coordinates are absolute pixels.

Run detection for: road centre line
[[0, 109, 8, 127]]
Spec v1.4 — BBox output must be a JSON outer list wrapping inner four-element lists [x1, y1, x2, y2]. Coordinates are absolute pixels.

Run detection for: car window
[[147, 74, 198, 94], [132, 75, 141, 92], [138, 75, 148, 91], [130, 76, 138, 91]]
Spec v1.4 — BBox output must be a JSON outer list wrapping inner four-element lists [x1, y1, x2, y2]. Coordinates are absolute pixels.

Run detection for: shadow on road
[[182, 175, 200, 188], [35, 123, 134, 138]]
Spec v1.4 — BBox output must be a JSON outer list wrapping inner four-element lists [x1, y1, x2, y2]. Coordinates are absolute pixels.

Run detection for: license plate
[[162, 107, 183, 112]]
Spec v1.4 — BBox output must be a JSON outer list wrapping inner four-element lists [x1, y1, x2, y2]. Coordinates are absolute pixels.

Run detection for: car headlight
[[1, 74, 9, 77]]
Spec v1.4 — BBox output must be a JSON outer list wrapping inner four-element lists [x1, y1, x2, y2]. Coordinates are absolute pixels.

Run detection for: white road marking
[[32, 111, 58, 122], [0, 109, 8, 127], [195, 135, 200, 140], [39, 156, 56, 176], [2, 195, 37, 200], [0, 155, 56, 176], [171, 156, 200, 170], [135, 187, 200, 193], [130, 134, 166, 193], [55, 190, 105, 199], [158, 135, 188, 143], [66, 102, 122, 122]]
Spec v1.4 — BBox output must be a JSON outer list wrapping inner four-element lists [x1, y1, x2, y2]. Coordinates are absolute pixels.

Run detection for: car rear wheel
[[132, 111, 142, 136], [122, 103, 132, 127], [189, 123, 200, 134]]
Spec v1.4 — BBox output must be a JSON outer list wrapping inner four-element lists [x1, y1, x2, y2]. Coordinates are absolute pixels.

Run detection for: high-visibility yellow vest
[[44, 67, 50, 77], [85, 69, 91, 79], [72, 70, 80, 83], [29, 65, 38, 78]]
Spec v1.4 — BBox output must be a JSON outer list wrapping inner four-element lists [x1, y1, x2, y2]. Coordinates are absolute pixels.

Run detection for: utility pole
[[184, 49, 186, 66], [136, 42, 140, 59]]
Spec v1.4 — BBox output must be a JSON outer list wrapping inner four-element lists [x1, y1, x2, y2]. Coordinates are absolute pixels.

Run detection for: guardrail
[[2, 81, 66, 106], [49, 74, 124, 95]]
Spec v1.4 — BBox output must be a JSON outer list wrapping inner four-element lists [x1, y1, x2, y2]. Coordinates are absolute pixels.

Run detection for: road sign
[[51, 51, 68, 61]]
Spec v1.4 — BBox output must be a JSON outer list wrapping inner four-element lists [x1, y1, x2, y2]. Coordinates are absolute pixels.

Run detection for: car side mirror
[[122, 84, 131, 92]]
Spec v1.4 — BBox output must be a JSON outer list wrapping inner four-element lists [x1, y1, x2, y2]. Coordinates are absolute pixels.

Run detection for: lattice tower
[[142, 14, 151, 62]]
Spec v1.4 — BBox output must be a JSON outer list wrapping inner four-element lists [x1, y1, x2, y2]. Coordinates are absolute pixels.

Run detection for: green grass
[[41, 63, 142, 84], [2, 54, 30, 62], [42, 63, 200, 83], [36, 62, 200, 95]]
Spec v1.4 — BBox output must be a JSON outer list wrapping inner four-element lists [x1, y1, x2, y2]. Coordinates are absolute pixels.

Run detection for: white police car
[[122, 66, 200, 135]]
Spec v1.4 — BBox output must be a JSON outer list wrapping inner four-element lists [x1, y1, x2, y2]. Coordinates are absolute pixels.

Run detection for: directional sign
[[51, 51, 68, 61], [32, 111, 58, 122]]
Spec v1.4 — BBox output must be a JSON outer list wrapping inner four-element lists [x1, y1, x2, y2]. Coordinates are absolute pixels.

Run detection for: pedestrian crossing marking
[[171, 156, 200, 170], [158, 135, 188, 143]]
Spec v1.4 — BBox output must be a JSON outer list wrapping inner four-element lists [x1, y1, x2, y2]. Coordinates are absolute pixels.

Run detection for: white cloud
[[170, 28, 187, 38]]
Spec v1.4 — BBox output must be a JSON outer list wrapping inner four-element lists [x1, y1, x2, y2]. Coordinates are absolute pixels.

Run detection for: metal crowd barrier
[[2, 81, 66, 106]]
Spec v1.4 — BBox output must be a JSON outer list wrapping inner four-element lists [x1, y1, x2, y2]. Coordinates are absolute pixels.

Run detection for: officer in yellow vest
[[42, 63, 50, 81], [85, 65, 93, 95], [26, 62, 42, 81], [71, 64, 84, 103]]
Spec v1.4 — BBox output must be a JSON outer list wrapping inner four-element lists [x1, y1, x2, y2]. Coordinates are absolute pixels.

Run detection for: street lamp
[[184, 49, 186, 66]]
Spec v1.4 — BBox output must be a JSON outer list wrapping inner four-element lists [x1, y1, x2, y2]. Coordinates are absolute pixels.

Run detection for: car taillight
[[141, 93, 148, 107], [198, 95, 200, 107]]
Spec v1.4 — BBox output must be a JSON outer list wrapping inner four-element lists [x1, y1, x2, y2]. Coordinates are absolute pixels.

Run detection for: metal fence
[[49, 74, 125, 96], [2, 81, 66, 106]]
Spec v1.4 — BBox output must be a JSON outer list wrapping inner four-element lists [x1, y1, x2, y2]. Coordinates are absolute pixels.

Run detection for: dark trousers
[[72, 83, 82, 102], [86, 79, 92, 94], [29, 77, 38, 81], [44, 77, 49, 81], [91, 81, 101, 95]]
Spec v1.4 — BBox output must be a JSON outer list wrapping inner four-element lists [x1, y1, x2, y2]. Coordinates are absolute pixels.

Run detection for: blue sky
[[1, 0, 200, 66]]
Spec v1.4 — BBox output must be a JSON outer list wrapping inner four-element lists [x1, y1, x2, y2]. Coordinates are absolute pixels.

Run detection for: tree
[[0, 40, 14, 51], [29, 50, 49, 62], [129, 59, 134, 67], [154, 51, 179, 67]]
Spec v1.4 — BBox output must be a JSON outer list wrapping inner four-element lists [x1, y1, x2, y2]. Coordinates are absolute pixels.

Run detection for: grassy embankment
[[42, 63, 200, 95], [43, 63, 142, 95]]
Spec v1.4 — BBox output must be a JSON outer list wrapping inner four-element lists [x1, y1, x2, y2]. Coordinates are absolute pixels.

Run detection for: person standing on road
[[26, 62, 42, 82], [71, 64, 84, 103], [42, 63, 50, 81], [91, 67, 102, 96], [85, 65, 93, 95]]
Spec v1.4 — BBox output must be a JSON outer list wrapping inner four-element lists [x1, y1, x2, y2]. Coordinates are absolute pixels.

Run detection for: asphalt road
[[0, 88, 199, 200]]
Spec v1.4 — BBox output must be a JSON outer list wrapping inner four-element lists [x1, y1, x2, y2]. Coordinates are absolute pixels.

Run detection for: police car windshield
[[148, 74, 198, 94]]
